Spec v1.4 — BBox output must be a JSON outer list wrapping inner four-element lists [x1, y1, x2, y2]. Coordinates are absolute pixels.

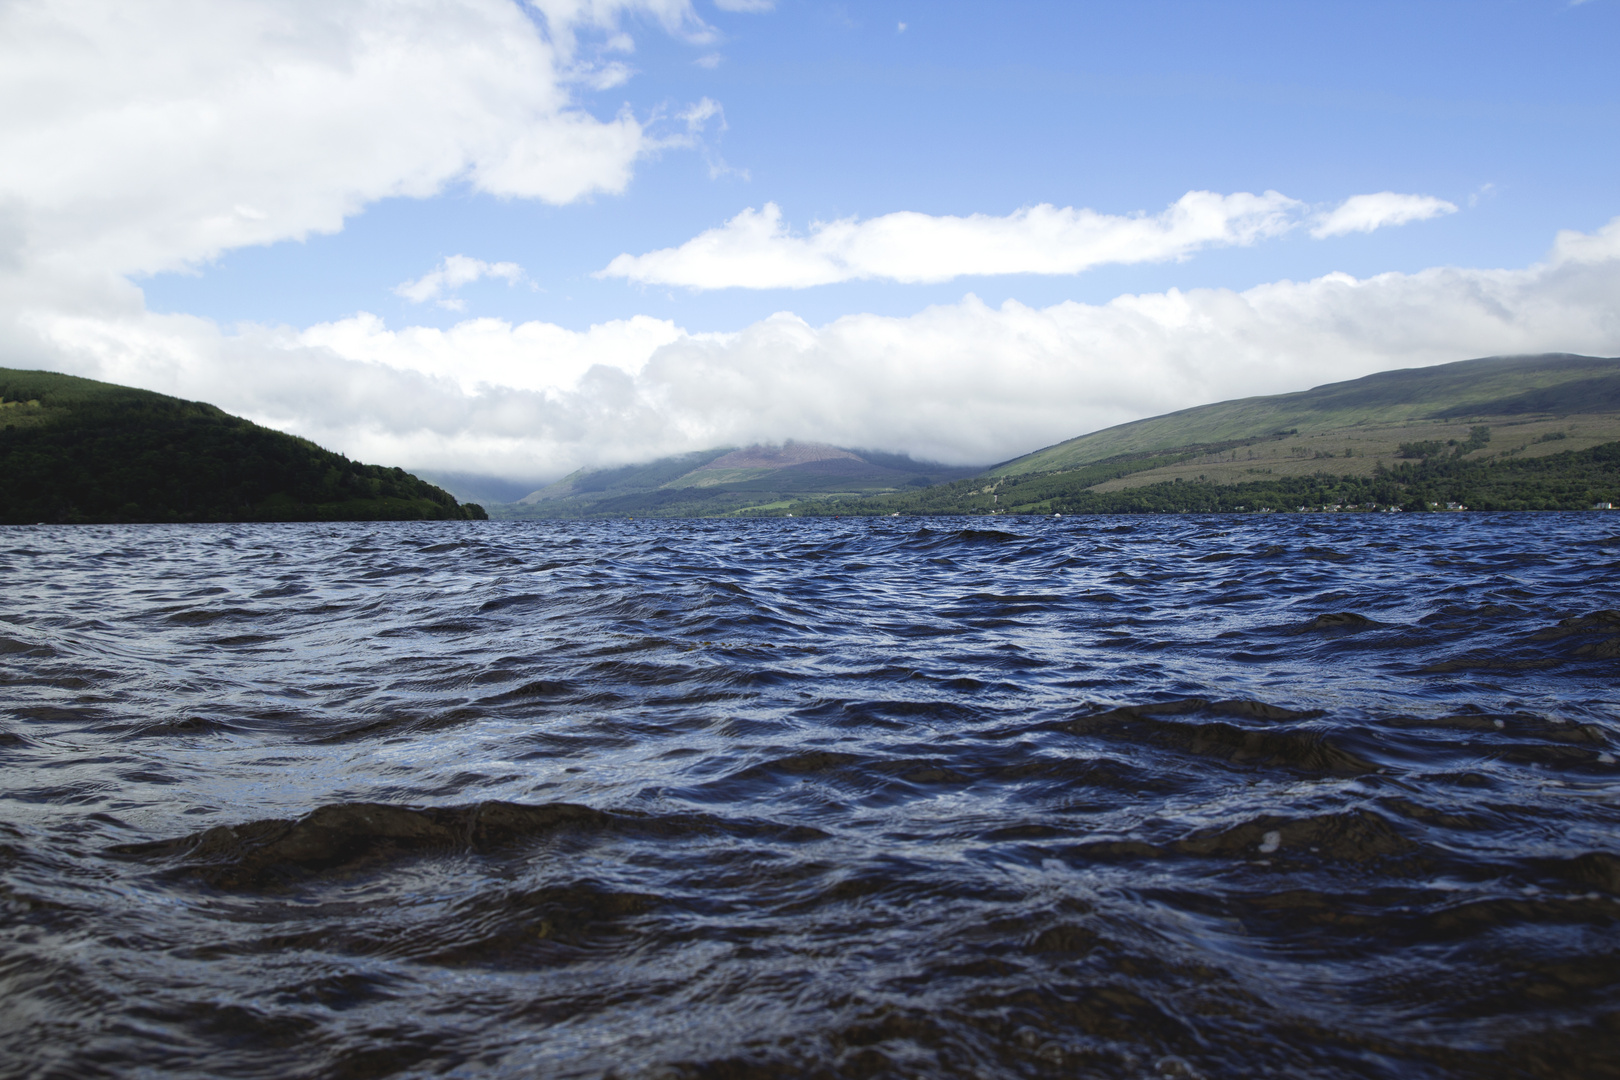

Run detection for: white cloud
[[26, 218, 1620, 480], [680, 98, 726, 132], [0, 0, 721, 480], [598, 191, 1305, 289], [395, 255, 528, 309], [673, 97, 747, 180], [528, 0, 714, 55], [0, 0, 704, 279], [601, 189, 1466, 291], [1311, 192, 1458, 238], [0, 1, 1605, 488], [300, 311, 683, 393], [713, 0, 775, 11]]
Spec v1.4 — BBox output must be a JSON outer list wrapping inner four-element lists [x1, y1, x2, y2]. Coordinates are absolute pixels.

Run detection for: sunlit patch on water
[[1, 516, 1617, 1078]]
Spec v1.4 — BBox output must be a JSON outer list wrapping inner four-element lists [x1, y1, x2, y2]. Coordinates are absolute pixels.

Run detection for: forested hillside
[[0, 369, 486, 524]]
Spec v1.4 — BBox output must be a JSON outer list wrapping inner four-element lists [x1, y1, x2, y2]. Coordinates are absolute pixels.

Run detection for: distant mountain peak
[[703, 443, 860, 470]]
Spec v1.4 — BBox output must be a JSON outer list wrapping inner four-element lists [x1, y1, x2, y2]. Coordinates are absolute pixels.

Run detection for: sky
[[3, 0, 1618, 484]]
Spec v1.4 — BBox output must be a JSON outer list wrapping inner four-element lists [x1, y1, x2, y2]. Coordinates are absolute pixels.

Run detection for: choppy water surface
[[2, 516, 1618, 1079]]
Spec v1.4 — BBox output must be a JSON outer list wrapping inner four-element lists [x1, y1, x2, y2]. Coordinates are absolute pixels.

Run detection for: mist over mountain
[[459, 353, 1620, 519], [491, 441, 979, 519]]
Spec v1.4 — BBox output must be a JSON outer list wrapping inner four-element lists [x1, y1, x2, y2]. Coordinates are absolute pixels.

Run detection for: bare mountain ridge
[[707, 444, 862, 470], [521, 441, 874, 503], [497, 442, 978, 518]]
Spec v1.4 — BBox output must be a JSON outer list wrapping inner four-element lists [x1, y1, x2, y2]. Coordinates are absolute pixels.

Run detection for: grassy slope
[[993, 353, 1620, 477], [777, 353, 1620, 517], [787, 430, 1620, 517], [0, 368, 483, 524], [1028, 439, 1620, 515], [1084, 412, 1620, 493], [500, 353, 1620, 519]]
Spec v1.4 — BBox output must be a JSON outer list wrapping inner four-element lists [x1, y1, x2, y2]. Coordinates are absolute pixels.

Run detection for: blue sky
[[143, 0, 1618, 332], [4, 0, 1618, 479]]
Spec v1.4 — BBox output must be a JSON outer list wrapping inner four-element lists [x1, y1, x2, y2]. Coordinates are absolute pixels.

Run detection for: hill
[[496, 442, 979, 519], [994, 353, 1620, 477], [0, 368, 486, 524], [408, 470, 542, 508], [784, 353, 1620, 516]]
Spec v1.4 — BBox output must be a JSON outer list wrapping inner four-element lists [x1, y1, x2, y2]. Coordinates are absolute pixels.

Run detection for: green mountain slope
[[479, 352, 1620, 520], [780, 353, 1620, 517], [0, 368, 486, 524], [497, 442, 979, 519], [994, 353, 1620, 477], [800, 436, 1620, 516]]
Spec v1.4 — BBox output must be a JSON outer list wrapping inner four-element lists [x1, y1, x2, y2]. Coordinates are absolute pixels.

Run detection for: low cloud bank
[[25, 219, 1620, 482]]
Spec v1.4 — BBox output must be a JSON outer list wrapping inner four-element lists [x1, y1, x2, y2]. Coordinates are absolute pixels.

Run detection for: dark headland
[[0, 368, 486, 524]]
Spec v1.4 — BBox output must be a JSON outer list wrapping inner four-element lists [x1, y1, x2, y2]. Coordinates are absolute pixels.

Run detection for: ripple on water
[[0, 514, 1617, 1078]]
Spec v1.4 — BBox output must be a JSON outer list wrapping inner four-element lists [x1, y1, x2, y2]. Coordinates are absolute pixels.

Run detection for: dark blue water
[[2, 516, 1617, 1079]]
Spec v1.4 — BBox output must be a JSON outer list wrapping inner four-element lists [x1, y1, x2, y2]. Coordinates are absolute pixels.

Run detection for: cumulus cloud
[[395, 256, 528, 310], [598, 191, 1305, 289], [1311, 192, 1458, 238], [599, 188, 1462, 290], [1, 0, 1607, 488], [0, 0, 703, 278], [0, 0, 721, 478], [300, 312, 683, 394], [29, 218, 1620, 480]]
